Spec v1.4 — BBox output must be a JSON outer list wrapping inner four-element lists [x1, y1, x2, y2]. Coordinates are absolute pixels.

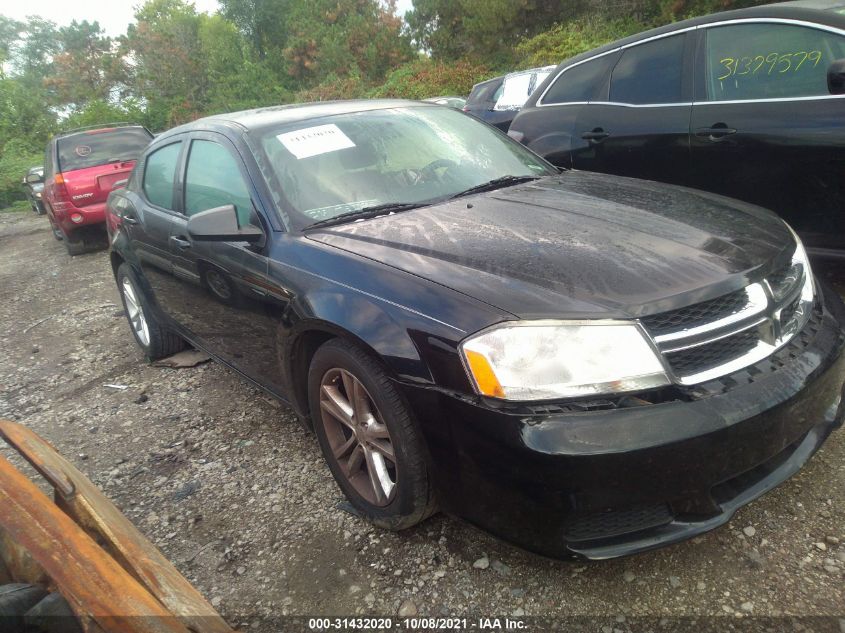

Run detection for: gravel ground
[[0, 210, 843, 630]]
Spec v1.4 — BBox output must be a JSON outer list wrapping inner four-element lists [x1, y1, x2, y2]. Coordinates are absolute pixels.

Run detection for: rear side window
[[542, 55, 617, 104], [703, 23, 845, 101], [610, 34, 685, 104], [142, 142, 181, 210], [467, 79, 503, 105], [56, 128, 152, 172], [184, 140, 253, 226]]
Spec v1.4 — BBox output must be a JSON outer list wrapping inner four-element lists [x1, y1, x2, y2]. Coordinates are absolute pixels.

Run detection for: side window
[[142, 142, 181, 210], [184, 140, 254, 226], [704, 23, 845, 101], [610, 34, 685, 104], [542, 55, 617, 104]]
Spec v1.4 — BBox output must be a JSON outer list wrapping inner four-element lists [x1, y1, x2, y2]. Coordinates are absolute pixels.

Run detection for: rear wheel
[[116, 263, 185, 360], [63, 235, 86, 256], [308, 338, 436, 530]]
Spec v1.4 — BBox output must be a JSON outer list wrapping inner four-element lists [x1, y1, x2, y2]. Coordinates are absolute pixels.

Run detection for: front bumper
[[403, 282, 845, 560]]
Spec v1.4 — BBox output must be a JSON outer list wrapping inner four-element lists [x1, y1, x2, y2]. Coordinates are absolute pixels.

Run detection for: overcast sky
[[1, 0, 416, 37]]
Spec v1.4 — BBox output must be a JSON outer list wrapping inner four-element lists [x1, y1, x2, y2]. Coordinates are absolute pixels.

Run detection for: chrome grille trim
[[653, 283, 768, 347], [640, 252, 814, 386]]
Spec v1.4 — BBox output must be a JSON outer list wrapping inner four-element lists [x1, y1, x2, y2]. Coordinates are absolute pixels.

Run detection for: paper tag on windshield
[[277, 124, 355, 159]]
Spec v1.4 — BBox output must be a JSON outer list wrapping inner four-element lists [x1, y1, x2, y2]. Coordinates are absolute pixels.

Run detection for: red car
[[40, 125, 153, 255]]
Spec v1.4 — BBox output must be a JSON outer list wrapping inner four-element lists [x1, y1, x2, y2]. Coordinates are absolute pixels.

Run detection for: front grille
[[664, 330, 759, 376], [640, 252, 813, 385], [641, 288, 748, 336], [564, 504, 674, 542]]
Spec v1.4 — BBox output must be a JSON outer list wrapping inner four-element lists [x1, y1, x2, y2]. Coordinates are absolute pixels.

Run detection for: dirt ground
[[0, 209, 843, 629]]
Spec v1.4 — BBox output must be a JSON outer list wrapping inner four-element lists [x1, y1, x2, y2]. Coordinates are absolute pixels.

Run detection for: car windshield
[[57, 128, 152, 172], [255, 105, 555, 228]]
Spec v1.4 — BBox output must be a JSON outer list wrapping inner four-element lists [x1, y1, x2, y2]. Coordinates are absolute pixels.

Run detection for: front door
[[690, 21, 845, 253], [572, 32, 694, 187], [165, 134, 282, 387]]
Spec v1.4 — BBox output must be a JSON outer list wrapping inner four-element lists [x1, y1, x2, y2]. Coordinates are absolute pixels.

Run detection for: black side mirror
[[187, 204, 263, 243], [25, 172, 44, 184], [828, 59, 845, 95]]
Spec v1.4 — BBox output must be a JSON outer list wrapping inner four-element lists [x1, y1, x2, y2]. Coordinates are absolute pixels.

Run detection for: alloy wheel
[[205, 269, 233, 300], [121, 277, 150, 347], [319, 368, 398, 506]]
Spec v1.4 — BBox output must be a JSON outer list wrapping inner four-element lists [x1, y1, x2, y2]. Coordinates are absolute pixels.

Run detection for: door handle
[[695, 124, 737, 140], [122, 214, 138, 225], [581, 128, 610, 142], [170, 236, 191, 250]]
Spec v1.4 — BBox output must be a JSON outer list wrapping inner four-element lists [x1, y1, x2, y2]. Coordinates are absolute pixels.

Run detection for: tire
[[308, 338, 436, 530], [116, 263, 185, 361], [63, 236, 86, 256], [0, 584, 49, 633]]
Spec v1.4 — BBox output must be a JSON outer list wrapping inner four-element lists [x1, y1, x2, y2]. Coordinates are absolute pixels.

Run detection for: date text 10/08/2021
[[307, 618, 528, 630]]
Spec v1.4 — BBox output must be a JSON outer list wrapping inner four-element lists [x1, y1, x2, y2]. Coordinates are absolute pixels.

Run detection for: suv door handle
[[170, 236, 191, 250], [122, 215, 138, 225], [581, 128, 610, 142], [695, 124, 737, 140]]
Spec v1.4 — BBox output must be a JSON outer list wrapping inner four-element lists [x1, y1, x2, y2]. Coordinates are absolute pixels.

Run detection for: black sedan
[[106, 100, 845, 560], [508, 0, 845, 258]]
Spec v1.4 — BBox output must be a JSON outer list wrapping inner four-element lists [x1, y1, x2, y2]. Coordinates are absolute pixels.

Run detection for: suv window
[[543, 55, 617, 104], [185, 140, 253, 226], [142, 142, 182, 210], [704, 23, 845, 101], [56, 127, 152, 172], [610, 34, 685, 104]]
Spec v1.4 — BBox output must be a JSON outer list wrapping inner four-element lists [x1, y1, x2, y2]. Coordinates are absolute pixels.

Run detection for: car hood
[[305, 171, 793, 320]]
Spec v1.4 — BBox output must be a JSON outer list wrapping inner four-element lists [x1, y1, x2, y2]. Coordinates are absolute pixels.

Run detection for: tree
[[124, 0, 207, 126], [45, 21, 118, 107], [218, 0, 294, 63], [282, 0, 413, 86]]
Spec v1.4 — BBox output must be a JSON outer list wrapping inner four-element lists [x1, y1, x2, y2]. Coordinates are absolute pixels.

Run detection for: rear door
[[689, 20, 845, 252], [572, 31, 695, 186], [127, 139, 184, 307]]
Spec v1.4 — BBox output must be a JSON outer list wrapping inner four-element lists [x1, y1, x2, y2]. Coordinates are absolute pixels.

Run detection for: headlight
[[460, 320, 669, 401], [786, 224, 814, 303]]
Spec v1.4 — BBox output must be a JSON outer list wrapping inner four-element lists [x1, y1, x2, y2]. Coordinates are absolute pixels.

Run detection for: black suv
[[106, 100, 845, 560], [509, 1, 845, 257]]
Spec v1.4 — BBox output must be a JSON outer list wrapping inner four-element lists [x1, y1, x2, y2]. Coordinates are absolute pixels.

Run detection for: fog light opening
[[70, 213, 84, 224]]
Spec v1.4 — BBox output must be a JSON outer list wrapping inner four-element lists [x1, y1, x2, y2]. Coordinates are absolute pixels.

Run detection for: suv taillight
[[51, 173, 74, 211]]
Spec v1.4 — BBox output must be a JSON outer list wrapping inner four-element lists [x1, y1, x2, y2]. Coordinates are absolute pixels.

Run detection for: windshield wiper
[[304, 202, 430, 230], [450, 175, 540, 199]]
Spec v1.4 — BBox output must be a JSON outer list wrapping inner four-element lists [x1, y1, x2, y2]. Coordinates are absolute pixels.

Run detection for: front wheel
[[116, 263, 185, 360], [308, 338, 436, 530]]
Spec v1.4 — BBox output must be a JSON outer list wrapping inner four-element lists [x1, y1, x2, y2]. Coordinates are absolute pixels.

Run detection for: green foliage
[[406, 0, 587, 64], [0, 138, 42, 208], [517, 16, 649, 67], [61, 99, 149, 131], [369, 58, 493, 99]]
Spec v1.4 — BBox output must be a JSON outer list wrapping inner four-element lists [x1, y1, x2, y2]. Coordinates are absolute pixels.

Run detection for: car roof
[[503, 65, 557, 80], [548, 1, 845, 71], [54, 125, 150, 143], [157, 99, 434, 140]]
